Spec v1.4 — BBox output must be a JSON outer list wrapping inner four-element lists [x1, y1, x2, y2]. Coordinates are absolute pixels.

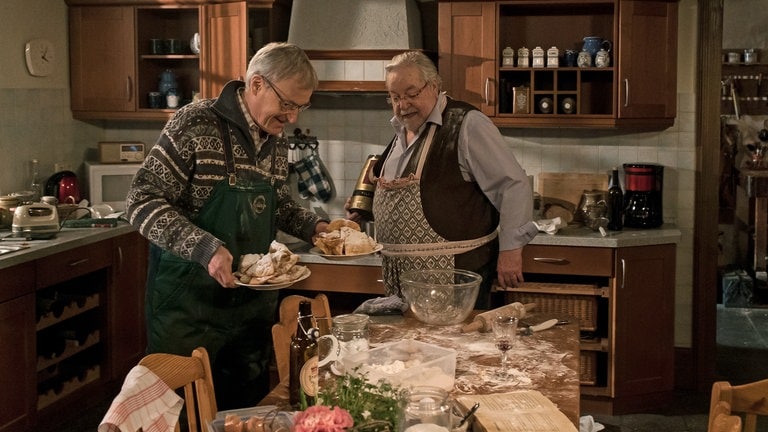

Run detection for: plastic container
[[342, 339, 457, 391]]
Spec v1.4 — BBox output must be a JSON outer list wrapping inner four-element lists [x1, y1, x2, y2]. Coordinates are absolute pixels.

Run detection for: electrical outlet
[[54, 163, 72, 173]]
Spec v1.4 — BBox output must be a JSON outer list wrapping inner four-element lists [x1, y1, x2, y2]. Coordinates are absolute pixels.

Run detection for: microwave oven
[[86, 162, 142, 212]]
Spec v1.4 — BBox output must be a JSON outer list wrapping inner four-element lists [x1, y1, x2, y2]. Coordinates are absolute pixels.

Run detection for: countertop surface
[[0, 223, 136, 270], [0, 223, 681, 270]]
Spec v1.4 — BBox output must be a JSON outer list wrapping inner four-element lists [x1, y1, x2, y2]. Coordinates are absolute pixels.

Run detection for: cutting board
[[538, 172, 609, 221]]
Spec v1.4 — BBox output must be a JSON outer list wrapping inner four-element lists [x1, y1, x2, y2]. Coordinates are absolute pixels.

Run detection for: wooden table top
[[260, 311, 581, 427]]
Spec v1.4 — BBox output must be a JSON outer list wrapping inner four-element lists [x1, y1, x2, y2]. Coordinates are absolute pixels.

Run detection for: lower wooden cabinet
[[0, 231, 147, 432], [505, 243, 676, 415]]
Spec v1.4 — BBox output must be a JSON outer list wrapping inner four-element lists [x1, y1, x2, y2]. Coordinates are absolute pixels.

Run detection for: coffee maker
[[623, 163, 663, 228]]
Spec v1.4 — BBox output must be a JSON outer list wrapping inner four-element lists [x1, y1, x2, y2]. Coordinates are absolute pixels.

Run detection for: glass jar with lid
[[332, 313, 370, 360]]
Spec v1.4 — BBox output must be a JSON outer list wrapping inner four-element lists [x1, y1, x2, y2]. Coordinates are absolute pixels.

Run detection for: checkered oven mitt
[[294, 150, 333, 202]]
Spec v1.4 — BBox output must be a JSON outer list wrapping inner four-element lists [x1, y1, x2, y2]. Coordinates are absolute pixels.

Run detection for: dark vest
[[375, 98, 499, 271]]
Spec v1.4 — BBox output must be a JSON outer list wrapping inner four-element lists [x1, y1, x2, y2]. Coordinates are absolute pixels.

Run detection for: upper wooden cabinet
[[437, 0, 678, 129], [67, 0, 289, 121]]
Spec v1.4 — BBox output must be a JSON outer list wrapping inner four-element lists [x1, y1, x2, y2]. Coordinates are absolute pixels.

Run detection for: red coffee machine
[[623, 163, 663, 228]]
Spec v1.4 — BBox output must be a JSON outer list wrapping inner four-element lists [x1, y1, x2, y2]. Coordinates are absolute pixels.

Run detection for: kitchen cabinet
[[67, 0, 290, 121], [503, 243, 676, 414], [437, 0, 678, 129], [0, 231, 147, 432]]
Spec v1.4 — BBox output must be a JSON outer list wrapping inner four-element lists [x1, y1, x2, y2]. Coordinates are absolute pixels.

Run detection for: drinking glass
[[492, 315, 518, 375]]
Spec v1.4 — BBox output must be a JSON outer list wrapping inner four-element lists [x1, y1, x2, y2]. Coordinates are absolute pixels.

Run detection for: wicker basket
[[580, 351, 598, 385], [507, 284, 598, 331]]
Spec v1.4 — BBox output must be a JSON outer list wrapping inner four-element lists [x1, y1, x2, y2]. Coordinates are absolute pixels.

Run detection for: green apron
[[145, 120, 278, 410]]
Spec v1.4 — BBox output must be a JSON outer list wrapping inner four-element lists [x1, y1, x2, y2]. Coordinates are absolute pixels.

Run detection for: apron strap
[[380, 229, 498, 257], [218, 117, 237, 186]]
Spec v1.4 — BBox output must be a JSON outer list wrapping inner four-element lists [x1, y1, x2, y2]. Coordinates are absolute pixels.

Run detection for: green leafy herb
[[318, 370, 406, 432]]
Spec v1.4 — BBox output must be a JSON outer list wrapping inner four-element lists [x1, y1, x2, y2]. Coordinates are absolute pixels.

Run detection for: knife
[[519, 318, 559, 335]]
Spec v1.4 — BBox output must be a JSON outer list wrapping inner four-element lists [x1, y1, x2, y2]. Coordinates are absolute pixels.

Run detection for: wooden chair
[[709, 378, 768, 432], [271, 294, 331, 383], [709, 400, 743, 432], [139, 347, 217, 432]]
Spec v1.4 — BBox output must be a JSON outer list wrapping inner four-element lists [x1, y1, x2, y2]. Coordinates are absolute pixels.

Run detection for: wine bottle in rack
[[38, 332, 66, 360], [36, 291, 65, 321]]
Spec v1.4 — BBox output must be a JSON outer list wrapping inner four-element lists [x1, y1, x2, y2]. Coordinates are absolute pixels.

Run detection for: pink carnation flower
[[293, 405, 354, 432]]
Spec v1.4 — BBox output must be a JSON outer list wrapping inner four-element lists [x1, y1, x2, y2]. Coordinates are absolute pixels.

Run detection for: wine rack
[[34, 260, 109, 412]]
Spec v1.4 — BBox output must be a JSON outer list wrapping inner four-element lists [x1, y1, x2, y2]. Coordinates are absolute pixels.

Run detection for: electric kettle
[[45, 171, 81, 205]]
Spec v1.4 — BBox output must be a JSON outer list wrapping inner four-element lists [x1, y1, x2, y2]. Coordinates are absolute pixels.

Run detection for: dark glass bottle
[[289, 300, 318, 409], [607, 167, 624, 231]]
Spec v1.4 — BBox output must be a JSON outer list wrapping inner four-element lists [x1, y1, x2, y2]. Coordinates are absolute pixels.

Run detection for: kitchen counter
[[0, 223, 137, 270], [288, 224, 681, 267]]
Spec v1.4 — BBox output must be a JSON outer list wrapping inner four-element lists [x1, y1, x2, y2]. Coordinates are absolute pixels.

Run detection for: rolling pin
[[460, 302, 535, 333]]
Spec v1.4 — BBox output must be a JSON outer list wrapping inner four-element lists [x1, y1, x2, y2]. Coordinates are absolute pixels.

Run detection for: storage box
[[342, 339, 457, 391], [579, 351, 597, 386]]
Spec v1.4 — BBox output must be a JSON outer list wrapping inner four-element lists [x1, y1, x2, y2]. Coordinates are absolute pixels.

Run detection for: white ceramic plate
[[309, 244, 383, 261], [234, 267, 310, 290]]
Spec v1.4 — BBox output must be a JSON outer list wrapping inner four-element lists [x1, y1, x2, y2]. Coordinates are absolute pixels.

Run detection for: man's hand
[[208, 245, 236, 288], [344, 196, 364, 224], [497, 248, 524, 289], [312, 221, 329, 244]]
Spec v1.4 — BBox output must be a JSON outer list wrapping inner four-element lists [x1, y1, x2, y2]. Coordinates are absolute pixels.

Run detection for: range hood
[[287, 0, 424, 92]]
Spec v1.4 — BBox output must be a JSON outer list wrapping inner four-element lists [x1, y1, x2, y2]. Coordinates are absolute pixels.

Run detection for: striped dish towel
[[98, 365, 183, 432]]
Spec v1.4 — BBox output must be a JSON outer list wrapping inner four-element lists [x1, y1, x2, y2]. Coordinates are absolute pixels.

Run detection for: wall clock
[[25, 38, 55, 77]]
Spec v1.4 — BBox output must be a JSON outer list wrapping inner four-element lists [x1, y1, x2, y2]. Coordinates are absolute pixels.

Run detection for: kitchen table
[[259, 311, 580, 428]]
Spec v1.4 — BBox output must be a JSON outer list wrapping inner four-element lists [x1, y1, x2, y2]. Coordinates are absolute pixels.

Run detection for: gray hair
[[385, 51, 442, 91], [245, 42, 318, 90]]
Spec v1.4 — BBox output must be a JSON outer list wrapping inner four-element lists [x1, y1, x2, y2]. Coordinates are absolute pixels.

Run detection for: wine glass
[[492, 315, 518, 376]]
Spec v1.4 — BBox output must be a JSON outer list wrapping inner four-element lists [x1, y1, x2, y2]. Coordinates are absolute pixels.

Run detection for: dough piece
[[239, 253, 262, 270], [271, 248, 299, 273], [314, 231, 344, 255], [327, 218, 361, 232], [267, 264, 308, 284], [245, 253, 275, 277], [342, 227, 377, 255], [224, 414, 243, 432]]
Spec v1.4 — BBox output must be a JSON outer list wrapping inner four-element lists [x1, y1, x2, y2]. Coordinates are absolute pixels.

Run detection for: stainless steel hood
[[287, 0, 424, 92]]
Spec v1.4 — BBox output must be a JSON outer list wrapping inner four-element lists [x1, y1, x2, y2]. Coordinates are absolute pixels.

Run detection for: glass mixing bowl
[[400, 269, 482, 325]]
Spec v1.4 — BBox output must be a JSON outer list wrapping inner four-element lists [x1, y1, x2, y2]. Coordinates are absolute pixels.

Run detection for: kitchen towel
[[98, 365, 183, 432], [294, 150, 334, 202]]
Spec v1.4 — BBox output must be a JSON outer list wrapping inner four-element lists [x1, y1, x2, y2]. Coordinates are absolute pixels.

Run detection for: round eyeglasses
[[261, 75, 311, 113]]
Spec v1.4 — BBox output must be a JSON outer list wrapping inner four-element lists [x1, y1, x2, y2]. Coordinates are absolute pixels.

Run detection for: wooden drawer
[[293, 263, 384, 295], [0, 262, 35, 302], [35, 240, 113, 288], [523, 245, 613, 277]]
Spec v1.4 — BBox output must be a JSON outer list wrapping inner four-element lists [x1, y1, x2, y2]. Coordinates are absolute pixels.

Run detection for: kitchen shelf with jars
[[438, 1, 677, 130], [495, 2, 616, 121], [720, 49, 768, 117]]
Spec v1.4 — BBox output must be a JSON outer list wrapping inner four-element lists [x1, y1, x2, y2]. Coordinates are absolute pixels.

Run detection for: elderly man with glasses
[[348, 51, 538, 309], [126, 42, 328, 409]]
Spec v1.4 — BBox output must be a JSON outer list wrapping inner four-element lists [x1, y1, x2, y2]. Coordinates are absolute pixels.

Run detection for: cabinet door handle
[[620, 258, 626, 289], [532, 257, 568, 264], [68, 258, 89, 267], [484, 78, 490, 106], [117, 246, 123, 272], [623, 78, 629, 107], [126, 77, 133, 102]]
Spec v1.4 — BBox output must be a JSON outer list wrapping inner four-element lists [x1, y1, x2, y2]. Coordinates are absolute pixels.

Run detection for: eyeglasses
[[386, 82, 429, 106], [261, 75, 311, 113]]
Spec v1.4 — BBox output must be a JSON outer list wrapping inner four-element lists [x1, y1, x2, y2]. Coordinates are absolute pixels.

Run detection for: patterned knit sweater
[[126, 81, 322, 268]]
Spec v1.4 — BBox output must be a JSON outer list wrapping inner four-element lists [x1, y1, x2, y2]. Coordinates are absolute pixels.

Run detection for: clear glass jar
[[401, 386, 452, 432], [332, 313, 369, 359]]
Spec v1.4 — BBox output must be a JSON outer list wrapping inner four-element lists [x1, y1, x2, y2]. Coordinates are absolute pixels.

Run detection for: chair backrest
[[709, 400, 743, 432], [139, 347, 217, 432], [272, 294, 332, 383], [710, 378, 768, 432]]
